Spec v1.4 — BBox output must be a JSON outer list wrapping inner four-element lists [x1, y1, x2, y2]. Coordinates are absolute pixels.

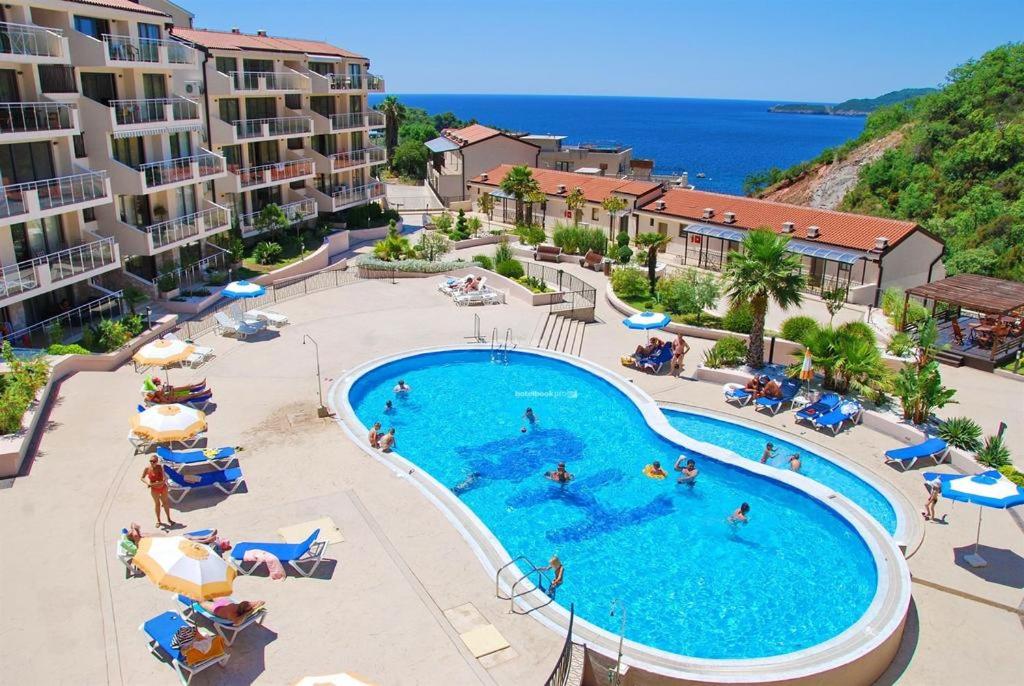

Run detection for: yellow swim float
[[643, 464, 667, 479]]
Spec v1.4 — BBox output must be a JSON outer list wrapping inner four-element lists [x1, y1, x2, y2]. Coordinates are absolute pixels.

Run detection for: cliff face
[[759, 129, 905, 209]]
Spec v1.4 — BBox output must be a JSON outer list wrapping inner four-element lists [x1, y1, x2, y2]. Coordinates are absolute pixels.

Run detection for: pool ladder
[[490, 327, 517, 364], [495, 555, 554, 615]]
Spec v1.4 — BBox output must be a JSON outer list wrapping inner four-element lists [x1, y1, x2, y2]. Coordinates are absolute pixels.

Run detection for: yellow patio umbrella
[[799, 348, 814, 395], [133, 338, 195, 367], [294, 674, 376, 686], [133, 536, 235, 600], [130, 403, 206, 443]]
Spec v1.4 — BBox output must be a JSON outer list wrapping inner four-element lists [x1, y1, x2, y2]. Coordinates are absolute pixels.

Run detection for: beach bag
[[171, 625, 196, 650]]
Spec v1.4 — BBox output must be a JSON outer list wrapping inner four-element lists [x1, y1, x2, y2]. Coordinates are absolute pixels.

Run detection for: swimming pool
[[344, 349, 893, 662], [661, 409, 899, 535]]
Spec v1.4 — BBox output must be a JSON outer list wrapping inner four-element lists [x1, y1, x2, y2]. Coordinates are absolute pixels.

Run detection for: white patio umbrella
[[134, 338, 195, 383], [130, 403, 206, 443], [133, 536, 235, 600], [222, 280, 266, 300], [622, 311, 671, 342]]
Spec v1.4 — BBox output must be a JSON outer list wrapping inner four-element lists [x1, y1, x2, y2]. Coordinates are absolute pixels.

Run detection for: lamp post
[[302, 334, 330, 417], [145, 306, 152, 331]]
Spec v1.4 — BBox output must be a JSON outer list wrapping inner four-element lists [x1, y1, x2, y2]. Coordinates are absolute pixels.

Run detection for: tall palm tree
[[722, 229, 806, 368], [634, 232, 670, 294], [565, 187, 586, 226], [499, 165, 539, 225], [377, 96, 406, 160], [600, 195, 628, 241]]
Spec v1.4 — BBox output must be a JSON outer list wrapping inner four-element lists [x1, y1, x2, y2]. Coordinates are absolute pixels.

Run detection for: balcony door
[[347, 63, 362, 89], [142, 73, 167, 100], [137, 23, 160, 61], [175, 184, 197, 218], [119, 194, 152, 228], [11, 216, 65, 262], [242, 59, 273, 74], [111, 136, 144, 169], [253, 186, 282, 212], [309, 96, 334, 118], [219, 98, 239, 123], [73, 16, 109, 40], [248, 141, 279, 166], [169, 132, 192, 159], [0, 69, 19, 101], [0, 141, 55, 184], [348, 95, 362, 113], [81, 72, 117, 105], [245, 97, 276, 120]]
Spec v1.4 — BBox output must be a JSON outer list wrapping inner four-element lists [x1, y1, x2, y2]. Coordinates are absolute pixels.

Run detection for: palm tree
[[565, 187, 586, 226], [525, 189, 547, 227], [377, 96, 406, 160], [498, 165, 539, 225], [476, 192, 494, 225], [600, 195, 628, 241], [634, 232, 670, 295], [722, 228, 806, 368]]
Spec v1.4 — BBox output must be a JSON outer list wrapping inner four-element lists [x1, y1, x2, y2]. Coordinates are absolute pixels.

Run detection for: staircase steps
[[935, 349, 965, 367]]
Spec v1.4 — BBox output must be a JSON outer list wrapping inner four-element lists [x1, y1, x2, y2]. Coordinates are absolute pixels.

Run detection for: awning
[[683, 224, 865, 264], [489, 188, 515, 199], [113, 123, 204, 139], [425, 137, 459, 153], [306, 54, 342, 62]]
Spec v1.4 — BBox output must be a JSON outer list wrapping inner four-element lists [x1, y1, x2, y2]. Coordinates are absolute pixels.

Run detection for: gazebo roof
[[907, 274, 1024, 314]]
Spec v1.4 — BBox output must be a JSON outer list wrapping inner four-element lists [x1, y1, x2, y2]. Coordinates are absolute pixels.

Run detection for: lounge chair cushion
[[885, 438, 948, 461], [231, 528, 320, 562]]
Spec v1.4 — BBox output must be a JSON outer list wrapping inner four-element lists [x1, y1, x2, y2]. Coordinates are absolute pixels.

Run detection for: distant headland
[[769, 88, 938, 116]]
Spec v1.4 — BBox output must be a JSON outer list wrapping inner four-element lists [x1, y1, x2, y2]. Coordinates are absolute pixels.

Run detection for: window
[[242, 59, 273, 73], [309, 96, 333, 117], [287, 137, 304, 150], [169, 132, 192, 158], [111, 136, 144, 168], [10, 216, 65, 261], [0, 141, 55, 183], [142, 73, 167, 99], [219, 98, 239, 123], [308, 62, 333, 76], [82, 207, 96, 222], [591, 208, 598, 221], [221, 145, 241, 170], [289, 179, 306, 190], [215, 56, 236, 75], [284, 93, 302, 110], [244, 97, 276, 120], [80, 72, 118, 104], [649, 217, 654, 226], [73, 134, 86, 158], [38, 65, 76, 94], [73, 16, 109, 40]]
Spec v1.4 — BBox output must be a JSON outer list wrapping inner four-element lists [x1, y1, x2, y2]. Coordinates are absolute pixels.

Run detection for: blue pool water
[[662, 409, 898, 535], [348, 350, 878, 659]]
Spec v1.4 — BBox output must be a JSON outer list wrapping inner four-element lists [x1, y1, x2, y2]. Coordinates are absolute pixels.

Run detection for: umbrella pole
[[964, 507, 987, 568]]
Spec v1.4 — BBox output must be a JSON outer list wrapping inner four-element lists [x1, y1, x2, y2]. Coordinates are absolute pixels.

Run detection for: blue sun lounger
[[163, 465, 245, 503], [794, 392, 842, 425], [640, 344, 674, 374], [157, 446, 238, 471], [724, 385, 753, 406], [229, 528, 326, 578], [176, 595, 267, 645], [754, 382, 800, 415], [140, 611, 229, 684], [884, 437, 949, 470], [812, 401, 862, 435]]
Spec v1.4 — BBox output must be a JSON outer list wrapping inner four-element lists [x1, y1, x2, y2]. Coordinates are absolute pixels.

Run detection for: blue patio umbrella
[[222, 280, 266, 300], [923, 469, 1024, 567], [623, 311, 671, 343]]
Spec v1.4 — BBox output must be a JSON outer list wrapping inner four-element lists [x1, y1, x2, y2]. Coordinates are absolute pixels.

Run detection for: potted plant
[[156, 268, 180, 299], [152, 205, 168, 223]]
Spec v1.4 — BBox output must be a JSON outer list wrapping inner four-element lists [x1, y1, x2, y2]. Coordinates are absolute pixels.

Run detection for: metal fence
[[544, 604, 582, 686], [516, 260, 597, 317]]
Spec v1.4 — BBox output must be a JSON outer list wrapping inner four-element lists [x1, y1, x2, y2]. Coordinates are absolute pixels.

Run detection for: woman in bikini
[[198, 599, 266, 625], [141, 455, 176, 528]]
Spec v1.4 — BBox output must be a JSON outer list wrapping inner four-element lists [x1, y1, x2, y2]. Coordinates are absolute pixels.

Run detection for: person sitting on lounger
[[760, 442, 777, 464], [125, 522, 217, 545], [757, 379, 782, 400], [728, 502, 751, 525], [788, 454, 802, 473], [634, 338, 663, 359], [378, 428, 396, 452], [461, 277, 482, 293], [198, 599, 266, 625], [744, 375, 767, 394], [393, 380, 411, 394], [546, 462, 574, 483], [369, 422, 382, 448], [675, 458, 698, 486]]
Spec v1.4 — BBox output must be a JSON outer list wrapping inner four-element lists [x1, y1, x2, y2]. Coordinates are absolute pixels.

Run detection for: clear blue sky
[[190, 0, 1023, 102]]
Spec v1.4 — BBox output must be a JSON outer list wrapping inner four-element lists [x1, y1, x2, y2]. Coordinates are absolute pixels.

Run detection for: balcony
[[366, 73, 385, 92], [0, 21, 70, 64], [68, 30, 197, 69], [113, 203, 231, 256], [0, 237, 120, 308], [0, 169, 111, 226], [318, 146, 387, 174], [80, 96, 201, 138], [207, 66, 311, 95], [225, 158, 315, 193], [211, 115, 313, 145], [366, 110, 386, 129], [108, 150, 226, 195], [0, 102, 79, 143], [309, 180, 385, 213], [305, 70, 384, 94], [239, 198, 318, 238]]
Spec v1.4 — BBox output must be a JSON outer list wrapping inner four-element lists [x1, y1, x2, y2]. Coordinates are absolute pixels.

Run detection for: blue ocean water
[[348, 350, 877, 659], [370, 94, 865, 194]]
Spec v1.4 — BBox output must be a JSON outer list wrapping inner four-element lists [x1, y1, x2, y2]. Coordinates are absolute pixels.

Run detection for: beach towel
[[243, 549, 286, 580]]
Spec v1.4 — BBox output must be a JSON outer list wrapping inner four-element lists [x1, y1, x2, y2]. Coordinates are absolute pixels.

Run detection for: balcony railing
[[103, 33, 195, 65], [229, 70, 308, 91], [141, 203, 231, 250], [151, 244, 231, 290], [0, 237, 118, 301], [329, 111, 367, 131], [0, 21, 65, 58], [110, 97, 199, 126], [137, 150, 224, 188], [2, 290, 124, 347], [366, 146, 386, 164], [366, 73, 385, 91], [324, 180, 385, 206], [239, 198, 318, 237], [232, 158, 314, 188], [233, 116, 312, 139], [0, 169, 109, 219], [0, 101, 76, 136], [329, 146, 387, 170], [366, 110, 385, 128]]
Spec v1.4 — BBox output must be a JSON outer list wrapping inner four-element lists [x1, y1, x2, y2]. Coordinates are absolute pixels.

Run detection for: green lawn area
[[999, 359, 1024, 375], [240, 236, 318, 275], [619, 294, 723, 329]]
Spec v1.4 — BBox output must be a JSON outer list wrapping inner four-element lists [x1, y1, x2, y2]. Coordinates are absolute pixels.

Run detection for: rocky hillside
[[760, 129, 905, 209]]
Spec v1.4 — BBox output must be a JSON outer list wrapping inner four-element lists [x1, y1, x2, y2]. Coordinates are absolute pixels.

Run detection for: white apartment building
[[0, 0, 383, 346]]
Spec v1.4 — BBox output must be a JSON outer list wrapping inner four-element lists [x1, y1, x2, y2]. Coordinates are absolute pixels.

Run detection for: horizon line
[[370, 92, 845, 105]]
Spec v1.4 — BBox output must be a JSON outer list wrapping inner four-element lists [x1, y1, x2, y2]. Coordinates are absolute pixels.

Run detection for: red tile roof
[[472, 165, 662, 204], [68, 0, 169, 16], [170, 27, 365, 60], [442, 124, 502, 147], [639, 188, 922, 251]]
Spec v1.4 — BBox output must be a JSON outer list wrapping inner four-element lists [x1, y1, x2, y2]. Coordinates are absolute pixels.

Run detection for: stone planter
[[159, 287, 180, 300]]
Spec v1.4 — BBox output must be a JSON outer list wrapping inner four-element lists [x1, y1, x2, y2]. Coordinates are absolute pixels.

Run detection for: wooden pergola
[[904, 274, 1024, 323]]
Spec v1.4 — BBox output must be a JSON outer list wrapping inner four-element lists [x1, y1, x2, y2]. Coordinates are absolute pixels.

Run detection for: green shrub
[[721, 302, 754, 334], [206, 270, 228, 286], [616, 231, 630, 248], [471, 255, 493, 270], [886, 332, 916, 357], [493, 238, 513, 264], [551, 224, 606, 255], [656, 270, 721, 322], [837, 320, 877, 344], [1, 342, 51, 434], [881, 287, 929, 328], [252, 241, 283, 265], [998, 465, 1024, 488], [936, 416, 983, 452], [356, 256, 476, 273], [496, 259, 524, 279], [515, 224, 547, 247], [703, 336, 747, 369], [616, 245, 633, 264], [96, 319, 131, 352], [156, 270, 179, 293], [976, 434, 1011, 468], [610, 267, 648, 299], [46, 343, 90, 356], [517, 275, 550, 293], [433, 211, 454, 233], [780, 316, 819, 344], [46, 321, 64, 346], [122, 313, 144, 338]]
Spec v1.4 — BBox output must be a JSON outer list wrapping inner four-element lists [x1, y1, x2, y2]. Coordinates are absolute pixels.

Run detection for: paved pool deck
[[0, 259, 1021, 685]]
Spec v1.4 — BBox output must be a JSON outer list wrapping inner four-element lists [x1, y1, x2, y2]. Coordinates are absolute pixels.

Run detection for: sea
[[370, 94, 865, 195]]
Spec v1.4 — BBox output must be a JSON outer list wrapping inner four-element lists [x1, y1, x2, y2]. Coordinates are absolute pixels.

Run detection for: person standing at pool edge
[[539, 555, 564, 598]]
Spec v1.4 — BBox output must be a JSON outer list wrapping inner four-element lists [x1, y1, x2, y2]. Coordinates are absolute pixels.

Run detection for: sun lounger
[[129, 431, 154, 454], [884, 437, 949, 470], [162, 465, 245, 503], [229, 528, 326, 578], [640, 344, 674, 374], [794, 392, 842, 425], [140, 611, 229, 685], [455, 277, 499, 306], [438, 275, 474, 296], [157, 446, 238, 471], [754, 382, 801, 415], [214, 312, 265, 339], [812, 401, 862, 435], [723, 383, 754, 406], [185, 345, 214, 368], [176, 595, 267, 646], [245, 309, 289, 327]]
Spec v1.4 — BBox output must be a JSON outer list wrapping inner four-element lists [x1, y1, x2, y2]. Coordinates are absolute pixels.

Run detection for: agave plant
[[976, 434, 1011, 468], [936, 416, 983, 452]]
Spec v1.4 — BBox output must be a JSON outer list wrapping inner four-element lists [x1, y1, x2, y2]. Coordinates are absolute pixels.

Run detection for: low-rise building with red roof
[[425, 125, 539, 204]]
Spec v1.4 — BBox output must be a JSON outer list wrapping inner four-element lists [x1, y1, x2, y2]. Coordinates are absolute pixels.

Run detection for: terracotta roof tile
[[472, 165, 661, 204], [68, 0, 168, 17], [639, 188, 921, 251], [170, 27, 365, 60], [442, 124, 501, 147]]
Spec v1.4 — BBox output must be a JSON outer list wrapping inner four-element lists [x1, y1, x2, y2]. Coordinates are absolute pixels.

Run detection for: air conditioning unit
[[184, 80, 204, 96], [875, 236, 889, 251], [807, 225, 820, 239], [557, 184, 566, 194], [723, 211, 736, 224], [781, 221, 795, 233], [655, 200, 666, 211], [480, 172, 488, 181], [702, 207, 714, 219]]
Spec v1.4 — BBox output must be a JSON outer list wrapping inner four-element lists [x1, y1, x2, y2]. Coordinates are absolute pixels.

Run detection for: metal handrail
[[1, 237, 117, 299], [151, 244, 231, 289], [239, 198, 317, 235], [137, 149, 224, 187], [329, 146, 385, 168], [494, 554, 539, 600], [141, 203, 231, 249], [102, 33, 195, 64], [329, 111, 368, 130], [109, 96, 199, 125], [543, 605, 580, 686], [232, 115, 312, 138], [0, 101, 76, 134], [366, 73, 385, 91], [0, 21, 65, 57], [233, 157, 314, 188], [2, 290, 124, 345], [0, 169, 108, 218], [365, 110, 385, 127], [228, 70, 309, 91]]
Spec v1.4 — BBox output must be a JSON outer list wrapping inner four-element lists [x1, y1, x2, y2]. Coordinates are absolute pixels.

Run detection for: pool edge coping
[[327, 345, 912, 684]]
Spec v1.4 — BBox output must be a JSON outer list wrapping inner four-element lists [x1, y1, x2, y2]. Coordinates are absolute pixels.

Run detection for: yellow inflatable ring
[[643, 465, 666, 479]]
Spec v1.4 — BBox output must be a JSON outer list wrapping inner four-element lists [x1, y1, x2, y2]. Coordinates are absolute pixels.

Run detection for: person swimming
[[788, 454, 802, 473], [394, 380, 411, 394], [675, 458, 698, 486], [384, 400, 394, 414], [760, 442, 776, 464], [521, 407, 537, 432], [728, 502, 751, 525], [378, 428, 396, 452], [644, 461, 667, 478], [546, 462, 574, 483]]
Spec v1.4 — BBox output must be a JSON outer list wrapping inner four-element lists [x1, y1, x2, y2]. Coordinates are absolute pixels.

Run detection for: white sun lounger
[[163, 332, 215, 367], [214, 312, 265, 339], [245, 309, 289, 327], [439, 275, 474, 296]]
